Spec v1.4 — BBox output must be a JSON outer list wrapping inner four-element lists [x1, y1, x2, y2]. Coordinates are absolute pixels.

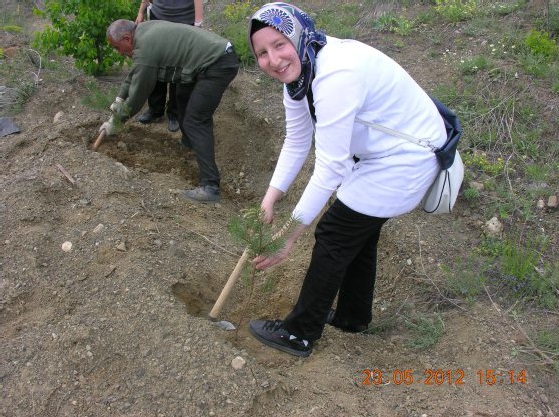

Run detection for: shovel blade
[[213, 320, 236, 331]]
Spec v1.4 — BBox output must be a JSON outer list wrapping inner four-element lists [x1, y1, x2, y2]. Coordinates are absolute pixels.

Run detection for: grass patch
[[315, 3, 362, 39], [81, 80, 119, 111], [443, 258, 488, 303], [405, 313, 445, 349], [364, 315, 398, 335]]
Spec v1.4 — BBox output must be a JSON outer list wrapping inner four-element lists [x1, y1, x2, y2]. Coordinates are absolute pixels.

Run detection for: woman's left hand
[[252, 244, 292, 270], [251, 222, 307, 270]]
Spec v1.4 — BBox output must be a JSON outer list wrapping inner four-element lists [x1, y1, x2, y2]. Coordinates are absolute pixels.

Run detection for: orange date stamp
[[358, 369, 528, 386]]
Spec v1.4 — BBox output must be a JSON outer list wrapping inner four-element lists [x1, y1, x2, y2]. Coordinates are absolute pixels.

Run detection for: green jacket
[[116, 21, 230, 119]]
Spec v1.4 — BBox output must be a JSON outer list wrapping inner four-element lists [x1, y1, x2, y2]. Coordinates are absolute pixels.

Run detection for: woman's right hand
[[260, 186, 284, 224]]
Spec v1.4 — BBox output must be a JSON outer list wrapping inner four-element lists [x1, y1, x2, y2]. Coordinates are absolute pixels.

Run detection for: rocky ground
[[1, 1, 558, 416]]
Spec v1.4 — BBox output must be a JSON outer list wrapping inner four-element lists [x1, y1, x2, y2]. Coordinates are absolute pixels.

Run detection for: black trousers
[[283, 199, 389, 341], [147, 81, 177, 118], [175, 51, 239, 187]]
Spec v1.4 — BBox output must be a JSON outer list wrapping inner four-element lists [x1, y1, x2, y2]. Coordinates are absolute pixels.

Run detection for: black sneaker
[[180, 185, 220, 203], [325, 309, 368, 333], [137, 109, 163, 124], [168, 115, 180, 132], [249, 319, 312, 357]]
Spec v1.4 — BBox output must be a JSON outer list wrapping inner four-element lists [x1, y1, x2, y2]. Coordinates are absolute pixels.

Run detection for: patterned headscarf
[[248, 2, 327, 101]]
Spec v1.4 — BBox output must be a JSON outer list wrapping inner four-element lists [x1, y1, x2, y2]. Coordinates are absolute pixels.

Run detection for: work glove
[[110, 97, 125, 114], [99, 116, 118, 136]]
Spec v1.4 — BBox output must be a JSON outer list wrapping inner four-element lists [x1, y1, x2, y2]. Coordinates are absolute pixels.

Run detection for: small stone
[[61, 241, 72, 252], [92, 224, 105, 233], [470, 181, 484, 191], [547, 195, 558, 208], [231, 356, 246, 370], [537, 198, 545, 209], [485, 216, 503, 237], [116, 242, 127, 251], [53, 111, 64, 123]]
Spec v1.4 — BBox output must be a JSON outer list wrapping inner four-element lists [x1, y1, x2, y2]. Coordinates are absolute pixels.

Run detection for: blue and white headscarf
[[248, 2, 327, 101]]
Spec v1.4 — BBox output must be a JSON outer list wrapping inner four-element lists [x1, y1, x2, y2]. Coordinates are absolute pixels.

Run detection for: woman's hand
[[252, 241, 294, 270], [251, 222, 307, 270], [260, 186, 284, 224]]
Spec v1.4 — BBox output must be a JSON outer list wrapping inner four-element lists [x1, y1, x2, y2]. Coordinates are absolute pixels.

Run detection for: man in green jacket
[[101, 19, 239, 202]]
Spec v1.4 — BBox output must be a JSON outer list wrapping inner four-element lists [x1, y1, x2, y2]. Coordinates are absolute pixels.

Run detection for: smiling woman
[[248, 3, 325, 100], [250, 26, 302, 84], [245, 2, 449, 358]]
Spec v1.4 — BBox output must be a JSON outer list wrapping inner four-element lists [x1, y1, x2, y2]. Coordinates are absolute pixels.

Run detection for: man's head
[[107, 19, 136, 57]]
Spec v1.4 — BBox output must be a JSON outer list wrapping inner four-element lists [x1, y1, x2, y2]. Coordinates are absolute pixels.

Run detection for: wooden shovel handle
[[208, 248, 250, 320], [90, 130, 106, 151]]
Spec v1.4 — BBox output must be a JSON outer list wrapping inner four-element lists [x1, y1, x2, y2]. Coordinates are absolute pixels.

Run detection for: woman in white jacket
[[248, 2, 447, 357]]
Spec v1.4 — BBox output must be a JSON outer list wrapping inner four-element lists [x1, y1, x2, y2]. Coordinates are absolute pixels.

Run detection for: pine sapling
[[228, 206, 299, 336]]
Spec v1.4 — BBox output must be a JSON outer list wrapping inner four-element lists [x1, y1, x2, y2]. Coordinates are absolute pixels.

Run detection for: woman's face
[[251, 26, 302, 84]]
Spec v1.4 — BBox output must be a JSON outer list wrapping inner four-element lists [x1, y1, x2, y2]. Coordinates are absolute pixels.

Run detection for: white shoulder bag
[[355, 117, 464, 214]]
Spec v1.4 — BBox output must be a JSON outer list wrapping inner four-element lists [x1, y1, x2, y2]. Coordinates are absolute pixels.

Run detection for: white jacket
[[270, 36, 447, 225]]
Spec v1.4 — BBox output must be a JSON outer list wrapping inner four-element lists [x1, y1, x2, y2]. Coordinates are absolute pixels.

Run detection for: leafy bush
[[33, 0, 136, 76], [524, 29, 559, 61], [221, 1, 257, 67], [435, 0, 480, 23], [372, 13, 414, 36]]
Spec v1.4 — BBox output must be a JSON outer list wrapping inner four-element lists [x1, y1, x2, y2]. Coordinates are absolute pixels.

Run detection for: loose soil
[[1, 2, 558, 416]]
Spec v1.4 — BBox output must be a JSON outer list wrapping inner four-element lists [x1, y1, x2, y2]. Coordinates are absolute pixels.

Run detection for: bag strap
[[355, 118, 438, 152]]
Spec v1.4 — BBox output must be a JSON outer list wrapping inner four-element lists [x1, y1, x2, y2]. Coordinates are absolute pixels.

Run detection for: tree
[[33, 0, 136, 76], [228, 206, 299, 334]]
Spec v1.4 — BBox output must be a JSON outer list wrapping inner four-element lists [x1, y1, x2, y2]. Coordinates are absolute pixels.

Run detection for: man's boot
[[168, 114, 180, 132], [137, 108, 163, 124]]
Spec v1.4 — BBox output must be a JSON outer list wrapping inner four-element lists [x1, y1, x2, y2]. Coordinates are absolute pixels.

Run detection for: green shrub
[[373, 13, 414, 36], [435, 0, 480, 23], [221, 0, 257, 67], [462, 187, 480, 200], [524, 29, 559, 60], [33, 0, 136, 76]]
